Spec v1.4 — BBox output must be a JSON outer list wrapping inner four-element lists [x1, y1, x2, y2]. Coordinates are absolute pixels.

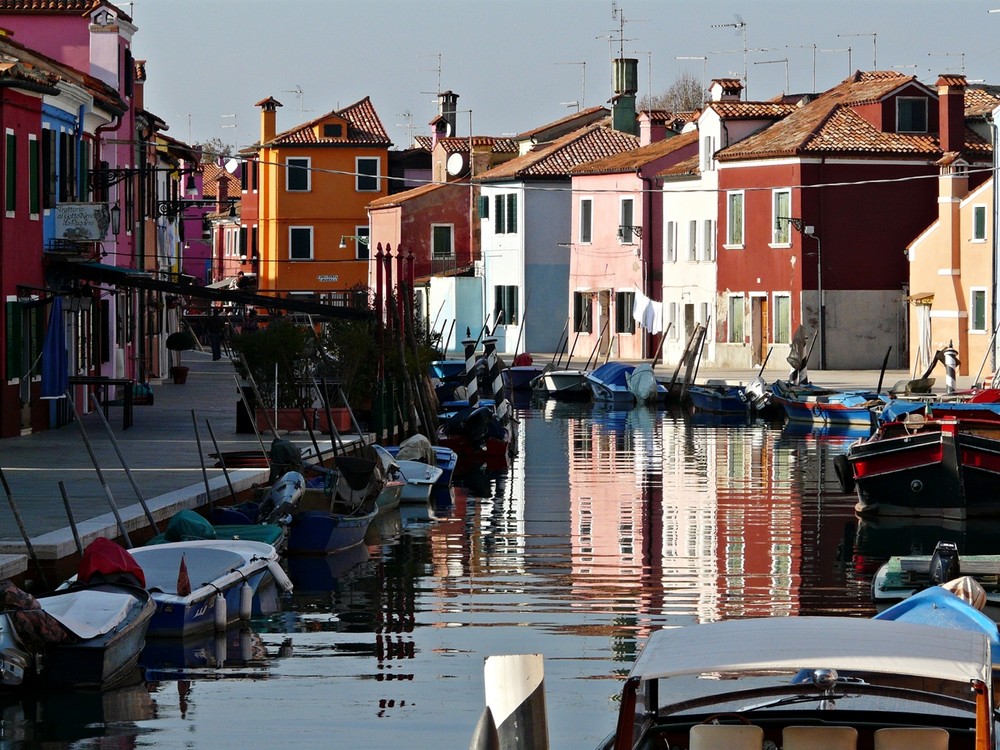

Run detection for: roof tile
[[571, 129, 698, 174], [265, 96, 391, 147]]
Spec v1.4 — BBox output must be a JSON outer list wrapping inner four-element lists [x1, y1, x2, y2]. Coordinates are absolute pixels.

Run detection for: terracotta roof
[[706, 100, 800, 119], [413, 135, 433, 151], [0, 0, 131, 22], [657, 154, 700, 179], [476, 121, 639, 182], [571, 129, 699, 174], [436, 136, 518, 154], [264, 96, 391, 148], [202, 162, 239, 199], [965, 86, 1000, 118], [936, 74, 967, 87], [717, 70, 990, 161], [0, 59, 57, 90], [368, 180, 463, 209], [514, 105, 609, 140]]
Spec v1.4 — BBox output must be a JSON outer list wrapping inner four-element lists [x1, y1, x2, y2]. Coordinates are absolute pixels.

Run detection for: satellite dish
[[224, 158, 240, 174], [447, 152, 467, 176], [443, 120, 454, 137]]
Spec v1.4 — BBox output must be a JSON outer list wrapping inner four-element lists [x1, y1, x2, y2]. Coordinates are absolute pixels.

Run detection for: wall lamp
[[618, 224, 642, 241], [156, 198, 237, 219], [91, 162, 201, 192], [775, 215, 805, 232], [339, 234, 370, 248]]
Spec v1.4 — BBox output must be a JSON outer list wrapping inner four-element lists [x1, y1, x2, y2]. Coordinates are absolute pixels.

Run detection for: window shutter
[[506, 193, 517, 233], [478, 195, 490, 218]]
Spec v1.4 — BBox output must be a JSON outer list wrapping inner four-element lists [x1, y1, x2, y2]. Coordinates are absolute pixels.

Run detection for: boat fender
[[267, 560, 294, 593], [929, 542, 961, 586], [240, 628, 253, 661], [833, 455, 855, 494], [214, 591, 228, 631], [214, 631, 227, 666], [239, 580, 253, 620]]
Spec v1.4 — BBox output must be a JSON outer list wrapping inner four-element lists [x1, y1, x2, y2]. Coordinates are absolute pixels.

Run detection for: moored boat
[[534, 368, 590, 400], [585, 362, 666, 404], [598, 616, 995, 750], [685, 382, 749, 415], [768, 379, 886, 426]]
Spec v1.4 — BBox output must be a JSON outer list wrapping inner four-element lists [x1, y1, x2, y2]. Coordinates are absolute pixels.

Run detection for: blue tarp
[[40, 296, 67, 399]]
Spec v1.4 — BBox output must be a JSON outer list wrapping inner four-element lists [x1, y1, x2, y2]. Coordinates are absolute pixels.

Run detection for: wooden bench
[[68, 376, 134, 430]]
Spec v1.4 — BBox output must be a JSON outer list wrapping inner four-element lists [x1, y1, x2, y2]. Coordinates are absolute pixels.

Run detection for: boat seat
[[873, 727, 949, 750], [782, 725, 857, 750], [689, 723, 764, 749]]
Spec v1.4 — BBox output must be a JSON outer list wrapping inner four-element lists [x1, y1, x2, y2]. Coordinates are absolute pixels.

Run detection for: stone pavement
[[0, 350, 337, 584]]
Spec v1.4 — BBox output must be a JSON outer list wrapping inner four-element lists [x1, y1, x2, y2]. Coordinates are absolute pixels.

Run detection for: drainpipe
[[992, 110, 1000, 373], [637, 165, 654, 360]]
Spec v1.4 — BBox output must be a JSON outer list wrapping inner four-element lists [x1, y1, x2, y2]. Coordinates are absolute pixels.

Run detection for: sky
[[128, 0, 1000, 151]]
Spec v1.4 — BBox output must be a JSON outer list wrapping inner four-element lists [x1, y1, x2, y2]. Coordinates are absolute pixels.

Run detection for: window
[[703, 219, 715, 261], [574, 292, 593, 333], [973, 205, 987, 242], [432, 224, 453, 258], [289, 226, 313, 260], [774, 294, 791, 343], [616, 291, 636, 333], [772, 189, 791, 245], [286, 157, 310, 191], [666, 220, 677, 262], [494, 193, 518, 234], [493, 285, 518, 325], [688, 220, 698, 261], [477, 195, 490, 218], [58, 131, 75, 202], [726, 191, 744, 247], [700, 302, 711, 327], [5, 130, 14, 214], [6, 300, 43, 382], [728, 295, 744, 342], [354, 226, 370, 260], [701, 135, 715, 172], [239, 227, 248, 259], [897, 97, 928, 133], [323, 123, 343, 138], [971, 288, 987, 333], [356, 157, 379, 192], [619, 198, 635, 243], [580, 198, 593, 243], [27, 135, 39, 216], [42, 128, 54, 210]]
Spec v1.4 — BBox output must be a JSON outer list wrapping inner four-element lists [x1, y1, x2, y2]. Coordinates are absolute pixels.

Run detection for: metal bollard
[[943, 341, 959, 394]]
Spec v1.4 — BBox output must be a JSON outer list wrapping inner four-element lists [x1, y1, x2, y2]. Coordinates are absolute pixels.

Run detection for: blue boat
[[122, 540, 292, 637], [585, 362, 666, 404], [380, 441, 458, 490], [685, 383, 749, 415], [768, 380, 887, 426]]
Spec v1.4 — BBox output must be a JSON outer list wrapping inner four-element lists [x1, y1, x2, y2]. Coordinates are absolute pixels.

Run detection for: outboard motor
[[928, 541, 961, 585], [258, 471, 305, 525], [744, 376, 770, 412]]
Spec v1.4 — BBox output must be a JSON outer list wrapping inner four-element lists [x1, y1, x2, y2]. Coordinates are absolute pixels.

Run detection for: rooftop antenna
[[395, 111, 415, 144], [820, 46, 853, 77], [676, 56, 709, 103], [838, 32, 876, 68], [786, 44, 818, 92], [555, 61, 587, 110], [754, 58, 789, 94], [711, 14, 748, 97], [421, 52, 443, 97], [631, 50, 653, 109], [220, 113, 237, 149], [927, 51, 967, 75], [282, 85, 309, 116]]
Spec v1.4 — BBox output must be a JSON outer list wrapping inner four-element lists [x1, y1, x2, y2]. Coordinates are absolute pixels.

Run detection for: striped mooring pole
[[482, 335, 510, 425], [470, 653, 548, 750], [462, 337, 480, 407], [944, 341, 959, 394]]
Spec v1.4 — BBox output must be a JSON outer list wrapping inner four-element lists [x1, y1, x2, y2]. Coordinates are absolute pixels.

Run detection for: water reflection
[[2, 401, 974, 749]]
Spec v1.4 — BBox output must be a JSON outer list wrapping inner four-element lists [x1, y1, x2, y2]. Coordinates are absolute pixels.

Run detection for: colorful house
[[254, 95, 391, 303], [713, 71, 992, 370]]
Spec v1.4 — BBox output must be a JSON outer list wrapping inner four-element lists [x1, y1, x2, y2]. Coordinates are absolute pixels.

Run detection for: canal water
[[0, 399, 957, 749]]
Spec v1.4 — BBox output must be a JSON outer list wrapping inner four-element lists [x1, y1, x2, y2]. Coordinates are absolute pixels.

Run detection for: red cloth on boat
[[77, 537, 146, 588], [513, 352, 533, 366], [176, 554, 192, 596]]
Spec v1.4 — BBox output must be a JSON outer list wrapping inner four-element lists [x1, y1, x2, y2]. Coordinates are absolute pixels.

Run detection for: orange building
[[254, 95, 392, 300]]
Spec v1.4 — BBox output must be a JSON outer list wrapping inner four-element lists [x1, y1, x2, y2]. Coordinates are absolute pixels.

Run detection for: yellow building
[[254, 95, 391, 300]]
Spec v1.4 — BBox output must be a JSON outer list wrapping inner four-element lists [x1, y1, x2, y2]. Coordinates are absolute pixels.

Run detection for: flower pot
[[314, 407, 352, 432], [171, 366, 189, 384], [256, 407, 314, 432]]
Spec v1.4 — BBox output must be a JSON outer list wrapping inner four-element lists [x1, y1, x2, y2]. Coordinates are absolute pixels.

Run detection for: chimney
[[710, 79, 743, 102], [438, 90, 459, 138], [638, 110, 667, 146], [611, 58, 638, 135], [937, 74, 966, 155], [133, 59, 146, 112], [256, 96, 282, 144]]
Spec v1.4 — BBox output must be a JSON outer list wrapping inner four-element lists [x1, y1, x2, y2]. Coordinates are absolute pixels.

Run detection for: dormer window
[[897, 97, 928, 133], [323, 123, 343, 138]]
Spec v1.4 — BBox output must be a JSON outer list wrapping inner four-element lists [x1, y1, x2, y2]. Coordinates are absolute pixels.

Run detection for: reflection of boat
[[597, 616, 996, 750], [285, 544, 371, 594], [126, 539, 292, 636], [685, 410, 752, 428], [0, 576, 156, 690], [872, 542, 1000, 618], [854, 515, 1000, 561], [140, 626, 278, 679]]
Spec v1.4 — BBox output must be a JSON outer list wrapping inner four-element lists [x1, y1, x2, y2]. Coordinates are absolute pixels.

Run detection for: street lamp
[[338, 235, 370, 249], [777, 215, 825, 369], [156, 198, 237, 219]]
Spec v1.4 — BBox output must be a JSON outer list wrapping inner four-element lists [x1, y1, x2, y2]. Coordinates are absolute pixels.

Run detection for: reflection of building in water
[[569, 411, 804, 625]]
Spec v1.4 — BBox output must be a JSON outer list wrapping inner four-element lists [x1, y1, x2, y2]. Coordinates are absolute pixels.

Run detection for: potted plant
[[165, 327, 198, 384], [229, 317, 315, 431]]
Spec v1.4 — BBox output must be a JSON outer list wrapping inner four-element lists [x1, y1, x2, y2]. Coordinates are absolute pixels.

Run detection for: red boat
[[844, 404, 1000, 518], [436, 405, 515, 471]]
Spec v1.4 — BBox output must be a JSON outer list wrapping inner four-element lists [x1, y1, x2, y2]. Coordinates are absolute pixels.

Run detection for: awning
[[207, 276, 237, 289], [46, 258, 372, 321], [905, 292, 934, 304]]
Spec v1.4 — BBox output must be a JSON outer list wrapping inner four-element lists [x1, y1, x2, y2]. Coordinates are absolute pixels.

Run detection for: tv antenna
[[820, 46, 853, 77], [754, 58, 788, 95], [555, 61, 587, 111], [711, 14, 748, 97], [282, 85, 311, 116], [838, 32, 876, 68], [927, 51, 966, 75], [396, 111, 415, 144], [421, 52, 443, 97], [220, 113, 237, 149]]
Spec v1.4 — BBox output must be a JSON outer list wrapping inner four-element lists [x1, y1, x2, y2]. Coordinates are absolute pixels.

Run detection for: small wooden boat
[[124, 539, 292, 637], [0, 578, 155, 690], [149, 509, 286, 550], [374, 445, 443, 503], [685, 382, 749, 415], [585, 362, 665, 404], [872, 541, 1000, 618], [768, 379, 886, 426], [380, 436, 458, 489], [436, 405, 515, 471], [533, 368, 590, 400], [597, 616, 996, 750]]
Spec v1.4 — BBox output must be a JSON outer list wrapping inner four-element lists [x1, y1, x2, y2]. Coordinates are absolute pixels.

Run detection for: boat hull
[[288, 508, 376, 555], [536, 369, 589, 400], [686, 384, 749, 415]]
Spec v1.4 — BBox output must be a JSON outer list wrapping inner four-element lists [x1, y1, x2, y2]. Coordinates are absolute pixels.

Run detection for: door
[[598, 290, 612, 357], [751, 295, 768, 366]]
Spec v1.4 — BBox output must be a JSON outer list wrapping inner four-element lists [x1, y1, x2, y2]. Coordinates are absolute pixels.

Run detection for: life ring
[[833, 454, 855, 494], [812, 404, 823, 418]]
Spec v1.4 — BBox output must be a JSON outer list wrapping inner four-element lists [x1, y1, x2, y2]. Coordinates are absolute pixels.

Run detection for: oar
[[649, 324, 670, 366], [65, 390, 132, 548], [58, 481, 84, 559], [758, 346, 773, 377], [205, 419, 238, 504], [234, 374, 270, 469], [583, 317, 611, 371], [876, 346, 892, 395], [551, 319, 569, 367], [191, 409, 215, 513], [0, 465, 48, 589], [88, 393, 157, 530]]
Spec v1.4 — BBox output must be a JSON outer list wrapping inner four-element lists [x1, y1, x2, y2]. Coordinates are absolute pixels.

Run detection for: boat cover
[[78, 537, 146, 588], [396, 434, 435, 464], [37, 588, 135, 639]]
